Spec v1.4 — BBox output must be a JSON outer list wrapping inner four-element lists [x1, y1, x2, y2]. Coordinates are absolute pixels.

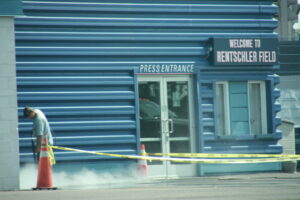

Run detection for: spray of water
[[19, 164, 37, 190], [19, 164, 149, 190]]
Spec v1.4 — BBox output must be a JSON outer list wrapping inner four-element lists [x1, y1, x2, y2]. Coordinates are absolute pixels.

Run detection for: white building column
[[0, 16, 20, 190]]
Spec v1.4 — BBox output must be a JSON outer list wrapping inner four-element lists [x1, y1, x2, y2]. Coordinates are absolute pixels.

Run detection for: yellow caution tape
[[48, 145, 56, 165], [148, 153, 300, 159], [49, 145, 300, 164]]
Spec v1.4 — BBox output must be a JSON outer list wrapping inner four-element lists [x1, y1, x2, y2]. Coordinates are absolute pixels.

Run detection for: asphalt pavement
[[1, 172, 300, 200]]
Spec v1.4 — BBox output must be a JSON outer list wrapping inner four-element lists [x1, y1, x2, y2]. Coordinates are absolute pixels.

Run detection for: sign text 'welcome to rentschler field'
[[212, 38, 278, 66]]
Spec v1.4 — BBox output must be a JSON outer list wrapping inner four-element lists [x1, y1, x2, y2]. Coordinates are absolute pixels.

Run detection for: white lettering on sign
[[214, 38, 277, 65], [258, 51, 277, 63], [254, 39, 261, 48], [217, 51, 257, 63], [139, 64, 194, 74], [228, 39, 262, 48], [229, 39, 254, 48], [139, 64, 160, 73], [217, 51, 276, 63]]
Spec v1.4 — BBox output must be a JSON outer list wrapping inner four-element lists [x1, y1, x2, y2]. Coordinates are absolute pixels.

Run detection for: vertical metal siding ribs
[[16, 0, 279, 162]]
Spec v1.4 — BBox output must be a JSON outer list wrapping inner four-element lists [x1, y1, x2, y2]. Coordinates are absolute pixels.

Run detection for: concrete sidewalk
[[212, 171, 300, 180], [1, 172, 300, 200]]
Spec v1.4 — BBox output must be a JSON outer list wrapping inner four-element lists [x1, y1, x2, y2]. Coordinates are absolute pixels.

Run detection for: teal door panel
[[230, 94, 248, 107], [231, 122, 250, 135], [229, 81, 249, 135], [231, 108, 249, 121], [229, 82, 247, 93]]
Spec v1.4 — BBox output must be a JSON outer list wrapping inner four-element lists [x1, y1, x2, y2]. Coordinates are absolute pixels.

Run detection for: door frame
[[138, 75, 197, 177]]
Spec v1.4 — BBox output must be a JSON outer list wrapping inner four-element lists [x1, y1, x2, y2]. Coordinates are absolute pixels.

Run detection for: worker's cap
[[23, 107, 34, 118]]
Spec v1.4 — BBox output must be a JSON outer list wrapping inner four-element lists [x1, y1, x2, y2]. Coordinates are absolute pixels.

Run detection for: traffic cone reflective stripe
[[33, 138, 57, 190], [137, 144, 148, 176]]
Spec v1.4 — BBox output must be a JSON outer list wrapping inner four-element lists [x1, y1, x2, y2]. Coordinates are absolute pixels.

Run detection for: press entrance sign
[[138, 63, 194, 74], [212, 38, 278, 66]]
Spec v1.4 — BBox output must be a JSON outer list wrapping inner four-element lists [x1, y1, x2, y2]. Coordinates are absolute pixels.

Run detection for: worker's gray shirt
[[32, 109, 53, 145]]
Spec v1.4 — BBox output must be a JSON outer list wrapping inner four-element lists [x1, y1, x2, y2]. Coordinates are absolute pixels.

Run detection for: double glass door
[[138, 76, 196, 177]]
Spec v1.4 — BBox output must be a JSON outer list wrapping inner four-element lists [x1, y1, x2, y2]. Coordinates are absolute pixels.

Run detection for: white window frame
[[248, 81, 268, 135], [216, 81, 267, 136], [216, 82, 231, 136]]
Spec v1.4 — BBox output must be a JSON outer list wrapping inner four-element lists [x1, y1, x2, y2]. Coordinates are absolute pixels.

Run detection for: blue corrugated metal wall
[[15, 0, 281, 170], [279, 41, 300, 75], [0, 0, 23, 16], [17, 63, 137, 163]]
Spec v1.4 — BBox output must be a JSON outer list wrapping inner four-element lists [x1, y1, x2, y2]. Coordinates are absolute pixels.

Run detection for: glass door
[[138, 76, 196, 177]]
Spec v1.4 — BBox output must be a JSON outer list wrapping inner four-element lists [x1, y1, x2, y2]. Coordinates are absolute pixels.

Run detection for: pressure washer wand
[[31, 133, 38, 164]]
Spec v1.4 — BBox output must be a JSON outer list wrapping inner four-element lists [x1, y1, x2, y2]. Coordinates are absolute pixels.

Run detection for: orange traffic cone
[[33, 138, 57, 190], [137, 144, 148, 176]]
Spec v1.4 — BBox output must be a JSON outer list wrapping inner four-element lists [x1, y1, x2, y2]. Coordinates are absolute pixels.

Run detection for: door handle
[[168, 119, 174, 134], [162, 119, 168, 134]]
